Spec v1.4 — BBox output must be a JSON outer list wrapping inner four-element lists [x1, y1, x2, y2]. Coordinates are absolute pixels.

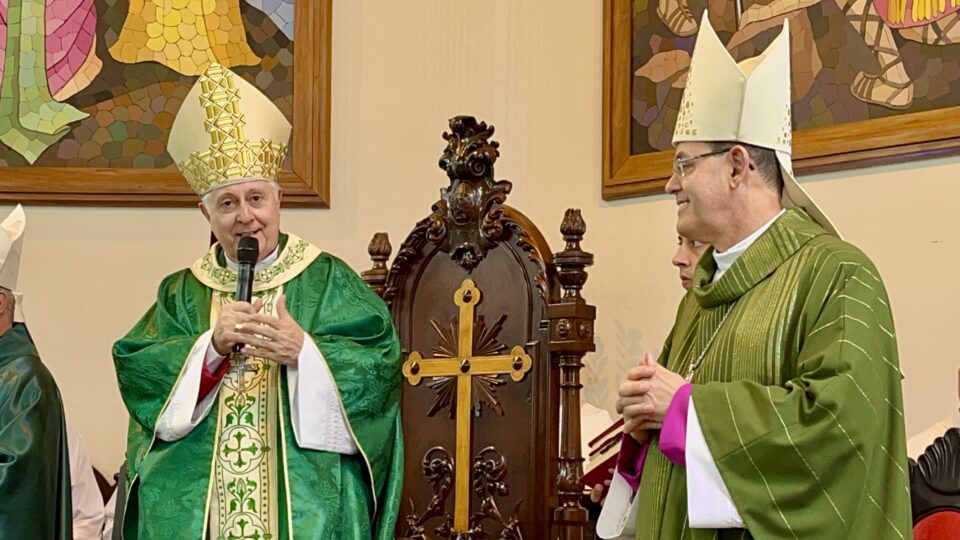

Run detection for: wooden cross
[[402, 278, 533, 533]]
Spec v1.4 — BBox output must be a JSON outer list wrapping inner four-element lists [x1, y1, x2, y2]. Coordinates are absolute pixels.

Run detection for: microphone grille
[[237, 236, 260, 265]]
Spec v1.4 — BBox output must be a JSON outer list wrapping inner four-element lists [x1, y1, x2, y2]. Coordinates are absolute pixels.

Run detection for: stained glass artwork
[[0, 0, 91, 163], [629, 0, 960, 154], [0, 1, 294, 167], [244, 0, 294, 40], [108, 0, 261, 76]]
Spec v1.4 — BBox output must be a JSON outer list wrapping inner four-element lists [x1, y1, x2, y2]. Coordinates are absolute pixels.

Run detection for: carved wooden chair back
[[363, 116, 595, 540]]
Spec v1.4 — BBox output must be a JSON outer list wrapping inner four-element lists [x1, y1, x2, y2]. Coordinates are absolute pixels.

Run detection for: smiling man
[[605, 15, 912, 540], [112, 63, 403, 540]]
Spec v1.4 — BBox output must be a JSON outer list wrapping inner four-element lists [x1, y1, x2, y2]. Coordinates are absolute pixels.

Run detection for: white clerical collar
[[225, 242, 280, 273], [713, 209, 786, 282]]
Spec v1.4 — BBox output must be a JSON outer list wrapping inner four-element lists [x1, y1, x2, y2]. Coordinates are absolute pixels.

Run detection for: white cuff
[[155, 330, 224, 442], [687, 398, 744, 528], [204, 342, 227, 370], [596, 469, 640, 539], [286, 333, 359, 454]]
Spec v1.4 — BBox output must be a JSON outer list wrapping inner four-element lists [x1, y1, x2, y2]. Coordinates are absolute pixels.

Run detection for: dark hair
[[710, 141, 783, 193]]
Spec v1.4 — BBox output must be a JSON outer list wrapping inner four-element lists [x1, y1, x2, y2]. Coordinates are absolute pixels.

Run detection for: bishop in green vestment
[[609, 15, 912, 540], [0, 205, 73, 539], [112, 63, 403, 540]]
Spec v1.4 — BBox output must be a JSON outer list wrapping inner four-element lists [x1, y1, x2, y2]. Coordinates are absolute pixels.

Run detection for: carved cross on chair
[[402, 278, 533, 536]]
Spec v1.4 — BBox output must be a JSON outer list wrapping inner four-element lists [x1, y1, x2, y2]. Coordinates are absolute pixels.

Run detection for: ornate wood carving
[[361, 232, 392, 296], [427, 116, 512, 271], [403, 447, 456, 540], [484, 205, 552, 302], [470, 447, 523, 540], [549, 209, 595, 540], [364, 115, 592, 540], [402, 279, 533, 537], [379, 217, 431, 306], [368, 117, 551, 305], [403, 445, 525, 540]]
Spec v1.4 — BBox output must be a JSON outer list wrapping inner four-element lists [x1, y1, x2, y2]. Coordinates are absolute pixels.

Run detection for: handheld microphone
[[233, 236, 259, 353]]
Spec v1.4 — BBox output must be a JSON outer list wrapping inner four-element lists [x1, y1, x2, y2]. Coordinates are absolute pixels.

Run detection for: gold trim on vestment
[[190, 233, 322, 293], [209, 288, 281, 539]]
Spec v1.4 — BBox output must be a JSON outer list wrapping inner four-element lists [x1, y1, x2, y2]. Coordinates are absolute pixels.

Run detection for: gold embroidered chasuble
[[113, 233, 405, 539], [193, 234, 318, 539]]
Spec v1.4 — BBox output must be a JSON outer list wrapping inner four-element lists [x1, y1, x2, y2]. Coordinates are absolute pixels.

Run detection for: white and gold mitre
[[168, 63, 291, 197], [673, 15, 838, 236], [0, 205, 26, 322]]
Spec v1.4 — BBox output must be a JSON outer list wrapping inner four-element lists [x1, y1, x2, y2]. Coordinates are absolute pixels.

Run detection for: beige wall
[[6, 1, 957, 472]]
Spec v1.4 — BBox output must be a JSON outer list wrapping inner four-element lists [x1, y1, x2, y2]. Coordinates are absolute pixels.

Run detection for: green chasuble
[[636, 209, 912, 539], [0, 323, 73, 539], [113, 233, 404, 540]]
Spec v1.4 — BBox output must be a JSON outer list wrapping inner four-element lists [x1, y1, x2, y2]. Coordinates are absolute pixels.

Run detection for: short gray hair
[[200, 180, 281, 209], [710, 142, 783, 193]]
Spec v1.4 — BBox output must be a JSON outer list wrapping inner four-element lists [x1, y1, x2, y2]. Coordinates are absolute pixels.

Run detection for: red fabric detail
[[914, 510, 960, 540], [197, 356, 230, 404]]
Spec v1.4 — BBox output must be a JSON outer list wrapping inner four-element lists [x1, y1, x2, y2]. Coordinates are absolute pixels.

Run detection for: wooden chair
[[363, 116, 596, 540], [910, 427, 960, 539]]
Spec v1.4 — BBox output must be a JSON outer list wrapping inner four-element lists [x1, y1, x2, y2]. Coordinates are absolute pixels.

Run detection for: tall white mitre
[[0, 205, 26, 322], [673, 14, 839, 236]]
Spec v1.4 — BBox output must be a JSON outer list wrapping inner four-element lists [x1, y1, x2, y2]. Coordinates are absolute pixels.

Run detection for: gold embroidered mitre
[[673, 15, 839, 237], [168, 63, 291, 197]]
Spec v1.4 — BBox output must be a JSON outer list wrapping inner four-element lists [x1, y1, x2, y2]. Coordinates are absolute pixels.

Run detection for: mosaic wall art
[[632, 0, 960, 154], [0, 0, 294, 167]]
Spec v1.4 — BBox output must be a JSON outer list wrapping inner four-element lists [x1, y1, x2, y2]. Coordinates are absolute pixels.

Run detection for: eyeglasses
[[672, 147, 732, 177]]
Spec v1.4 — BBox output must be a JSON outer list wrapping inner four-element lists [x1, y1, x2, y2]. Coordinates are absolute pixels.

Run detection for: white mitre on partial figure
[[0, 205, 26, 322]]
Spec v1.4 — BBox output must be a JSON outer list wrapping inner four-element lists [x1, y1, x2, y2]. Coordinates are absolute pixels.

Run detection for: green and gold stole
[[190, 234, 321, 539]]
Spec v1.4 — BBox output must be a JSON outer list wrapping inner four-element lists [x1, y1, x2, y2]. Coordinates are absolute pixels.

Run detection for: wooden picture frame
[[0, 0, 332, 207], [602, 0, 960, 200]]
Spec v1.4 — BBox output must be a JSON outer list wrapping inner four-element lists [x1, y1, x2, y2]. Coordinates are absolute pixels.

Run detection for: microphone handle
[[232, 262, 255, 353]]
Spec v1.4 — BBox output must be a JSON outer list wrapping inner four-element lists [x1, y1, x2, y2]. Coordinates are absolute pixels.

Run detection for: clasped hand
[[212, 294, 304, 366], [615, 352, 686, 440]]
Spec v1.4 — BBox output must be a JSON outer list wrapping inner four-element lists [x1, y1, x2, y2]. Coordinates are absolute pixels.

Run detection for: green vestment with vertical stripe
[[635, 209, 912, 539], [113, 234, 404, 540]]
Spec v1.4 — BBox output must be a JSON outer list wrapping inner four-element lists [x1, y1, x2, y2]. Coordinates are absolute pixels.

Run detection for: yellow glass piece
[[108, 0, 260, 76]]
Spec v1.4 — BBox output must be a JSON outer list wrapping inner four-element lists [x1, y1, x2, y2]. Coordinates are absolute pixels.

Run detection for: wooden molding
[[0, 0, 332, 207]]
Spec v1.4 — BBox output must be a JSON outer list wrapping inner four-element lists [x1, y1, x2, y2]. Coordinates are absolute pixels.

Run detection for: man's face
[[671, 235, 708, 290], [200, 180, 282, 263], [664, 141, 731, 244]]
